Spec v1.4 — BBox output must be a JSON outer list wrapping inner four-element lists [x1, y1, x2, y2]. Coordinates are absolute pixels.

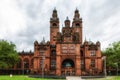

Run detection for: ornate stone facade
[[14, 9, 103, 76]]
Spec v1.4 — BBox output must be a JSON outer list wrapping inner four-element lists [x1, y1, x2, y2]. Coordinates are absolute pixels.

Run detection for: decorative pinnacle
[[66, 16, 69, 20], [53, 7, 57, 12], [75, 7, 79, 12]]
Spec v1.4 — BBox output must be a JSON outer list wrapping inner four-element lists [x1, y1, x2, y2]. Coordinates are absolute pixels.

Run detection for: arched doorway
[[61, 59, 75, 76]]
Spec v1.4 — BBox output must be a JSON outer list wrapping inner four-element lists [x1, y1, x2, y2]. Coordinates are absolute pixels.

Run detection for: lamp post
[[102, 56, 106, 77]]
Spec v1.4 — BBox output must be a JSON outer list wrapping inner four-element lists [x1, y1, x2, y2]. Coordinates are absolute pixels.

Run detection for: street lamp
[[102, 56, 107, 77]]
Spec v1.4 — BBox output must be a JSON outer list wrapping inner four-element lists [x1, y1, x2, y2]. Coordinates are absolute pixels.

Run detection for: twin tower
[[50, 8, 83, 45]]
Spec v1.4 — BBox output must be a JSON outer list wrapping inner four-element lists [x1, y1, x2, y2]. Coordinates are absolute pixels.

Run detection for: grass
[[0, 75, 120, 80], [0, 75, 65, 80]]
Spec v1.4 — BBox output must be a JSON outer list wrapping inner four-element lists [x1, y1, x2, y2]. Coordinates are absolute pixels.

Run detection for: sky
[[0, 0, 120, 51]]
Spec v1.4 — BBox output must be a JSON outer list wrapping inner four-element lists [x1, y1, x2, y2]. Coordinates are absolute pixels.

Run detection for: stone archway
[[61, 59, 75, 76]]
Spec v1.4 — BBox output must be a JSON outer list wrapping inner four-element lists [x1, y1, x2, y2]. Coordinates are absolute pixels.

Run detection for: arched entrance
[[61, 59, 75, 76]]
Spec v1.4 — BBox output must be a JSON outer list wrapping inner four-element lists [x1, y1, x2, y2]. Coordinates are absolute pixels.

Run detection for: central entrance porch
[[61, 59, 75, 76]]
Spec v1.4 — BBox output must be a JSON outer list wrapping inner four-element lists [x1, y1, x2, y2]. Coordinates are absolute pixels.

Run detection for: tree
[[0, 40, 19, 69], [102, 41, 120, 69]]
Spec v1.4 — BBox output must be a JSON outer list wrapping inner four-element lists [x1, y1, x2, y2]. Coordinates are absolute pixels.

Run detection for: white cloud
[[0, 0, 27, 41], [0, 0, 120, 51]]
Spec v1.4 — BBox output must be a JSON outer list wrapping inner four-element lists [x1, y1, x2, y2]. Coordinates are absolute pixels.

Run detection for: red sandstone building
[[13, 9, 103, 76]]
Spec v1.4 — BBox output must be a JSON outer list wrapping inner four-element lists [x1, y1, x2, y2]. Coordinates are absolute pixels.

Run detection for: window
[[23, 58, 29, 68], [81, 59, 84, 70], [76, 23, 80, 27], [91, 60, 95, 67], [31, 59, 34, 68], [40, 50, 44, 54], [53, 23, 57, 26], [90, 50, 96, 56], [51, 50, 56, 55], [51, 60, 56, 68], [80, 50, 83, 57], [40, 59, 43, 70]]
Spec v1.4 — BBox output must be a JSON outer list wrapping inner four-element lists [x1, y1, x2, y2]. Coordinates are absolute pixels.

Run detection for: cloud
[[0, 0, 120, 51]]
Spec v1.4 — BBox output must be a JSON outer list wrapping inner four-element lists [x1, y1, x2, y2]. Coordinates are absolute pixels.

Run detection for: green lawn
[[0, 75, 65, 80], [0, 75, 120, 80]]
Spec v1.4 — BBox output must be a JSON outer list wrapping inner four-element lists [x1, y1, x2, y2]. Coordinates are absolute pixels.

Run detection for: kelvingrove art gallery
[[0, 9, 104, 76]]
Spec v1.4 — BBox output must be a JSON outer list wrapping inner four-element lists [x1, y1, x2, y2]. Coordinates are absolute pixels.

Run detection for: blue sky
[[0, 0, 120, 51]]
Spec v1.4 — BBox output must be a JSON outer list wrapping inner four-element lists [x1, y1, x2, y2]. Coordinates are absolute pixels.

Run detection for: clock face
[[61, 44, 75, 54]]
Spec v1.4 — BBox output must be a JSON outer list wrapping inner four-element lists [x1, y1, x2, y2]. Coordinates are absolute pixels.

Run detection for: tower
[[50, 8, 59, 45], [72, 8, 82, 43], [65, 16, 70, 27]]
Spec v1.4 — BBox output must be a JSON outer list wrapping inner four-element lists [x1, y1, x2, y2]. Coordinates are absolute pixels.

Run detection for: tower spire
[[52, 7, 58, 18], [54, 7, 56, 11], [41, 37, 45, 44], [73, 8, 80, 20], [64, 16, 70, 27]]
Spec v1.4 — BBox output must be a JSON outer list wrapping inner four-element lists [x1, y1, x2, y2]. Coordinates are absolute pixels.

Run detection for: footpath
[[66, 76, 84, 80]]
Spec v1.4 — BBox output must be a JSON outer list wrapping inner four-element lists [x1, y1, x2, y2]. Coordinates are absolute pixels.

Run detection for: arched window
[[76, 23, 80, 27], [23, 58, 29, 68], [62, 59, 74, 68], [52, 23, 57, 26]]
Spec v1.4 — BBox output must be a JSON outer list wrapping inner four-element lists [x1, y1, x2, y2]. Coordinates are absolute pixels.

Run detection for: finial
[[66, 16, 69, 20], [76, 7, 78, 10], [53, 7, 57, 11], [75, 7, 79, 12], [43, 37, 45, 41], [40, 37, 45, 44]]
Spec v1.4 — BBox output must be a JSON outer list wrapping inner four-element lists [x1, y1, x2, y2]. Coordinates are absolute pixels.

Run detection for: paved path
[[66, 76, 84, 80]]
